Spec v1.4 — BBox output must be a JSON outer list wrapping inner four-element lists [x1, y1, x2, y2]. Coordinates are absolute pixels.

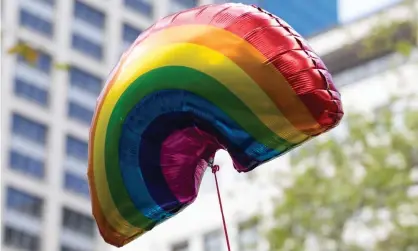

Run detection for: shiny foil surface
[[87, 3, 344, 247]]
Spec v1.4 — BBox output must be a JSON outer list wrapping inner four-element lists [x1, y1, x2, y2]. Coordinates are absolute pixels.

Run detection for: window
[[17, 50, 52, 74], [69, 67, 102, 95], [171, 241, 189, 251], [3, 226, 40, 251], [17, 49, 52, 74], [62, 207, 95, 237], [204, 230, 223, 251], [72, 1, 105, 60], [68, 101, 94, 125], [64, 171, 90, 198], [19, 9, 53, 37], [39, 0, 55, 5], [66, 136, 88, 161], [61, 245, 84, 251], [71, 34, 103, 60], [74, 1, 105, 29], [123, 23, 142, 44], [12, 114, 47, 145], [124, 0, 153, 17], [14, 47, 51, 106], [6, 187, 44, 218], [9, 150, 45, 178], [238, 220, 259, 251], [172, 0, 198, 9], [14, 78, 49, 106]]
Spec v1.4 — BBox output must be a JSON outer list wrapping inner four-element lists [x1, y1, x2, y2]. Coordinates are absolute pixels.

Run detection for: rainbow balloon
[[88, 3, 344, 247]]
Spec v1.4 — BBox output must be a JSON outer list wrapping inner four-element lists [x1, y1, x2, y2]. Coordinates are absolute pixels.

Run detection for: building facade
[[115, 1, 418, 251], [0, 0, 219, 251]]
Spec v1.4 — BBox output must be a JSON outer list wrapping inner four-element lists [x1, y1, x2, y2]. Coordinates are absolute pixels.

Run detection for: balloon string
[[211, 164, 232, 251]]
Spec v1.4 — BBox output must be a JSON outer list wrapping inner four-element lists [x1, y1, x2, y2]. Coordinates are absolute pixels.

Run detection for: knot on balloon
[[211, 165, 220, 173]]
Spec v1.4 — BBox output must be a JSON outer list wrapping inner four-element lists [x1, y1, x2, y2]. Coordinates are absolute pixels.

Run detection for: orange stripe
[[132, 25, 321, 135]]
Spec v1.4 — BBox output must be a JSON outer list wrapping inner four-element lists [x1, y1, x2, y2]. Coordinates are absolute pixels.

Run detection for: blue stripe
[[119, 90, 281, 217]]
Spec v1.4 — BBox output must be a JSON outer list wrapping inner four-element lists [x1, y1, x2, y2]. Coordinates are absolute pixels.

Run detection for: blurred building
[[116, 1, 418, 251], [0, 0, 217, 251], [0, 1, 273, 251]]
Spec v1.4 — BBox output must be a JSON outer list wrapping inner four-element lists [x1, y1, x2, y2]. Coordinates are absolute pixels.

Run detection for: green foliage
[[359, 0, 417, 59], [395, 40, 414, 57], [267, 95, 418, 251], [7, 42, 39, 63], [241, 215, 261, 229], [359, 19, 415, 59], [7, 41, 69, 70], [267, 3, 418, 250]]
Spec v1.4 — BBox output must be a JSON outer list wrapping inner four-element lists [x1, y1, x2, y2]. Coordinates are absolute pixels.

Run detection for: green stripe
[[105, 66, 293, 226]]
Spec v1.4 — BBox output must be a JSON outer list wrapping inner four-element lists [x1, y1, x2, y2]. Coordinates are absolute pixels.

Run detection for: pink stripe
[[160, 127, 219, 204], [160, 127, 247, 204]]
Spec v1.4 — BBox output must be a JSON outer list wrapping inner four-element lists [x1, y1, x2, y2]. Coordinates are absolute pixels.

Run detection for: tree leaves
[[54, 62, 70, 70], [7, 42, 39, 64], [395, 40, 414, 57], [7, 42, 69, 70], [267, 95, 418, 251]]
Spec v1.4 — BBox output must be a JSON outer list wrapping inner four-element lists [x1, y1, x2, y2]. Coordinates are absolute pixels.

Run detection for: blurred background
[[1, 0, 417, 251]]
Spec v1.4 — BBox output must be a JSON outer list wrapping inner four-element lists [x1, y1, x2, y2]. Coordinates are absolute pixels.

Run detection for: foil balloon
[[88, 2, 344, 247]]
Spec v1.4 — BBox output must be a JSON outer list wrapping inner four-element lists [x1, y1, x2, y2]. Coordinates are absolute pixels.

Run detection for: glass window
[[124, 0, 153, 17], [204, 230, 223, 251], [172, 0, 198, 9], [6, 187, 44, 218], [12, 113, 47, 145], [9, 150, 45, 179], [72, 1, 105, 60], [3, 226, 41, 251], [66, 136, 88, 161], [74, 0, 105, 29], [238, 220, 259, 251], [68, 101, 94, 125], [14, 78, 49, 106], [19, 9, 53, 37], [64, 171, 90, 198], [39, 0, 55, 5], [17, 48, 52, 74], [61, 245, 84, 251], [123, 23, 142, 44], [71, 34, 103, 60], [62, 207, 95, 237], [171, 241, 189, 251], [69, 67, 102, 95]]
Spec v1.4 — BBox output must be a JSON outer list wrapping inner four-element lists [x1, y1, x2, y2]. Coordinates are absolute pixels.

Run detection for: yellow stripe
[[131, 25, 320, 135], [116, 43, 307, 142]]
